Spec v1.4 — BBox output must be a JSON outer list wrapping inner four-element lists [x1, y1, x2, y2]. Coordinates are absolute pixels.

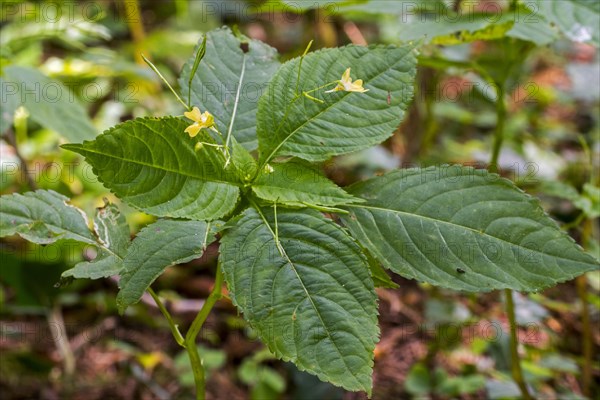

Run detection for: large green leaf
[[179, 27, 280, 150], [62, 202, 130, 280], [252, 159, 361, 208], [1, 191, 130, 280], [219, 207, 378, 394], [341, 166, 599, 292], [504, 6, 559, 46], [62, 117, 240, 221], [531, 0, 599, 46], [394, 6, 558, 46], [0, 190, 95, 245], [279, 0, 357, 11], [282, 0, 557, 46], [340, 0, 448, 15], [257, 43, 417, 163], [278, 0, 447, 14], [3, 66, 97, 142], [397, 12, 513, 44], [117, 219, 219, 312]]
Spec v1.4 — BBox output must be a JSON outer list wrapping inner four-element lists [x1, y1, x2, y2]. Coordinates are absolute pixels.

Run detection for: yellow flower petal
[[342, 68, 352, 83], [184, 106, 203, 122], [185, 123, 201, 137], [349, 82, 368, 93]]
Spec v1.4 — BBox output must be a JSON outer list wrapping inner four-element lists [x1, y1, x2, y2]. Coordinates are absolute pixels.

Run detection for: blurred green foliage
[[0, 1, 598, 399]]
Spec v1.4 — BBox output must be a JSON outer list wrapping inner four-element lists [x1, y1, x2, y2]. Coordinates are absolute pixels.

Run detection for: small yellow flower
[[184, 106, 217, 137], [326, 68, 369, 93]]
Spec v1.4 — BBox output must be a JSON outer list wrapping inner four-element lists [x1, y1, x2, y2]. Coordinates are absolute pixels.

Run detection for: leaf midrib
[[261, 46, 414, 164], [251, 206, 365, 389], [225, 53, 247, 148], [9, 215, 96, 246], [1, 204, 122, 260], [252, 183, 356, 204], [345, 204, 595, 265], [1, 196, 97, 246], [119, 221, 212, 305], [67, 145, 242, 187]]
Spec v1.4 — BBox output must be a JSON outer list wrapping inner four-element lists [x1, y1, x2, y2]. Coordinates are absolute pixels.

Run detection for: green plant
[[1, 25, 598, 400]]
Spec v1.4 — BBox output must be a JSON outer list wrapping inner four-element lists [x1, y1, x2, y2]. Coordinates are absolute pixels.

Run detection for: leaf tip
[[115, 295, 128, 315], [116, 303, 127, 316], [60, 143, 84, 153]]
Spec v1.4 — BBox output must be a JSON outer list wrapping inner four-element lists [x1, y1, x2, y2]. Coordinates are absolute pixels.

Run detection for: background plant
[[1, 0, 593, 400]]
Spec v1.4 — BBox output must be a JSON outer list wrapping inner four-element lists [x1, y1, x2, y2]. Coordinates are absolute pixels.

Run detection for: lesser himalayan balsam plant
[[1, 27, 598, 399]]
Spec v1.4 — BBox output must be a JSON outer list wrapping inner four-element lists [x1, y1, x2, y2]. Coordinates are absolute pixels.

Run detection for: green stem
[[300, 202, 348, 214], [302, 91, 325, 104], [250, 198, 285, 257], [303, 81, 338, 95], [184, 265, 224, 400], [490, 85, 506, 170], [295, 40, 314, 95], [225, 54, 247, 150], [14, 107, 28, 145], [188, 35, 207, 109], [147, 288, 185, 347], [488, 54, 531, 398], [419, 70, 439, 156], [577, 275, 592, 397], [141, 54, 190, 111], [577, 219, 593, 397], [174, 0, 188, 19], [562, 212, 586, 230], [505, 289, 532, 400], [48, 302, 76, 377]]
